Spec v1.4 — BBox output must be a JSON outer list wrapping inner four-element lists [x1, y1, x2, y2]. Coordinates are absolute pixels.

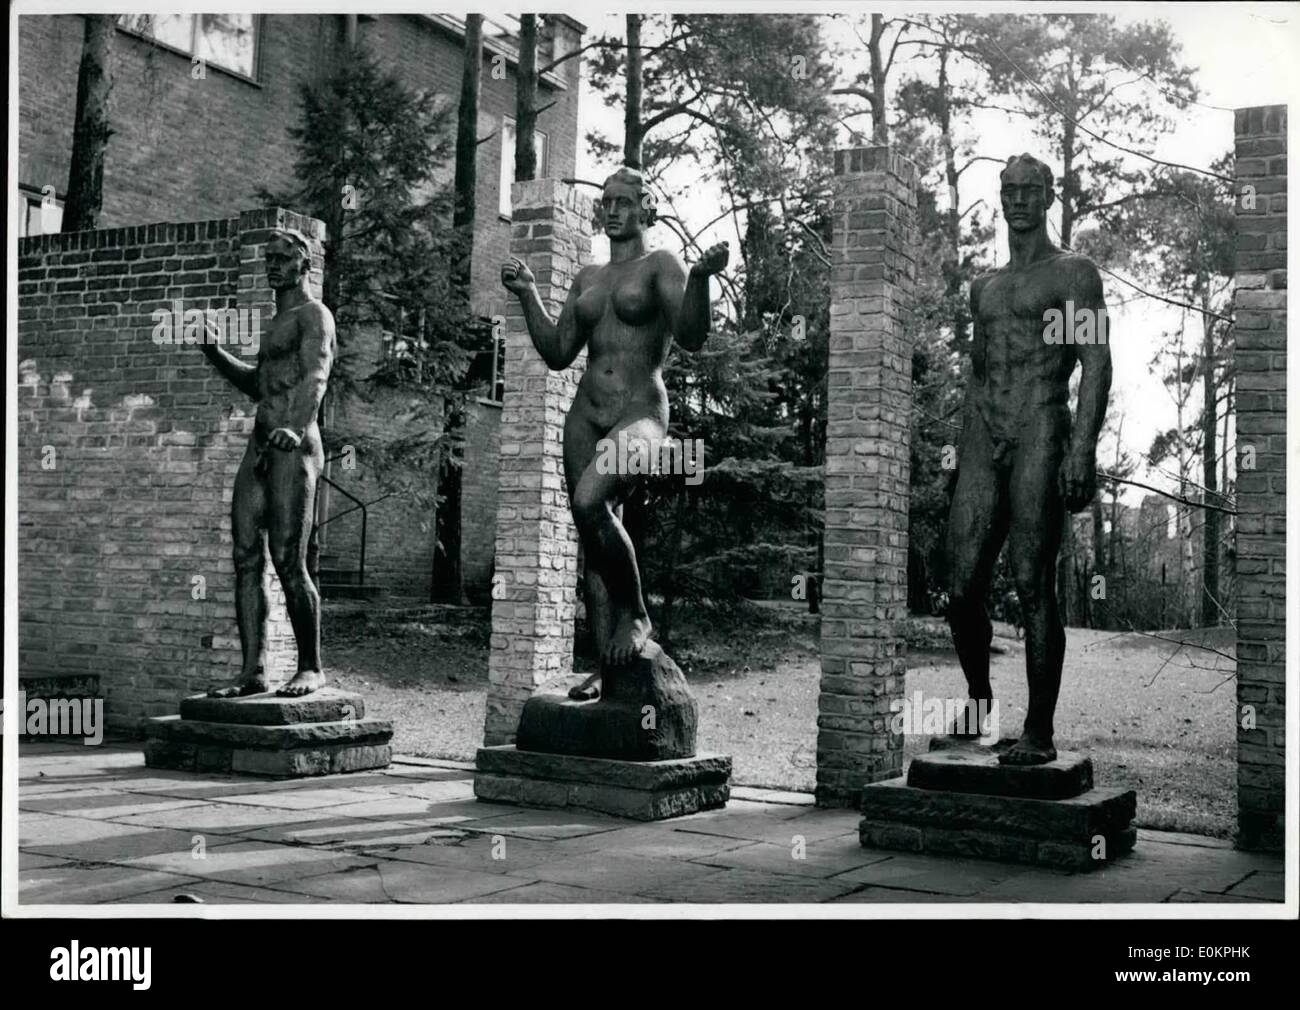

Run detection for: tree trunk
[[453, 14, 482, 242], [624, 14, 644, 168], [64, 15, 116, 232], [1200, 301, 1220, 626], [868, 14, 888, 144], [936, 44, 967, 354], [514, 15, 539, 182]]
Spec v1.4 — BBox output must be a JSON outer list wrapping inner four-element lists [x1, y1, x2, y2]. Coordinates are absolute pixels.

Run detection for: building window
[[17, 186, 63, 237], [118, 14, 259, 80], [499, 118, 549, 218]]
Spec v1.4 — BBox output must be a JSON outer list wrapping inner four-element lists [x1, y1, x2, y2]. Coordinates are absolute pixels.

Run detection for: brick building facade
[[17, 12, 584, 602]]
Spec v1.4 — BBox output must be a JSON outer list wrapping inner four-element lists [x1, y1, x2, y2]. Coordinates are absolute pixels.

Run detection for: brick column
[[483, 179, 592, 745], [1232, 105, 1286, 852], [816, 147, 918, 807]]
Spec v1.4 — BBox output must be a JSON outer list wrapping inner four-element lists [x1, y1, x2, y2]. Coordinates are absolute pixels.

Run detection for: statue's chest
[[980, 269, 1061, 323], [259, 315, 300, 362]]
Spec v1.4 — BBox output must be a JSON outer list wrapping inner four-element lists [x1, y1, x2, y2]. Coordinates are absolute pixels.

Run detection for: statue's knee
[[571, 490, 609, 530], [1015, 579, 1044, 613], [233, 545, 263, 573]]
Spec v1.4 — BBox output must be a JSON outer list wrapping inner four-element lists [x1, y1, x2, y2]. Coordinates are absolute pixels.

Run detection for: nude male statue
[[199, 230, 335, 698], [501, 167, 728, 700], [946, 154, 1112, 764]]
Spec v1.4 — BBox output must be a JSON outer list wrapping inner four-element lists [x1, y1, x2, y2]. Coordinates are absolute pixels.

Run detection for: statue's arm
[[286, 303, 335, 437], [656, 251, 710, 352], [1069, 259, 1112, 460], [198, 324, 260, 400], [512, 265, 589, 370]]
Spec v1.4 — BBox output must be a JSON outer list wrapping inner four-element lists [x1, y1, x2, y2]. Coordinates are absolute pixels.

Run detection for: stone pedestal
[[860, 741, 1137, 870], [476, 745, 730, 821], [144, 688, 392, 777], [476, 641, 732, 820], [516, 641, 698, 761]]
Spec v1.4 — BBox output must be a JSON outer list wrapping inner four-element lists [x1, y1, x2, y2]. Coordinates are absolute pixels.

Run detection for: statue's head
[[265, 228, 313, 291], [999, 154, 1055, 233], [594, 166, 657, 240]]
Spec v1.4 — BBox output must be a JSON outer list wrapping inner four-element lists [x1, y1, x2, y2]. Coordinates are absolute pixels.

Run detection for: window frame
[[115, 13, 263, 86], [498, 116, 550, 220], [17, 185, 63, 238]]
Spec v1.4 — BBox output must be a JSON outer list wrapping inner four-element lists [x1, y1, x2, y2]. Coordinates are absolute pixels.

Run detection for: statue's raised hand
[[691, 242, 730, 277], [501, 256, 536, 294]]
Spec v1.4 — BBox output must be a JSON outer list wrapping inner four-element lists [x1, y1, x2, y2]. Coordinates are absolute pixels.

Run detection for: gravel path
[[322, 604, 1235, 837]]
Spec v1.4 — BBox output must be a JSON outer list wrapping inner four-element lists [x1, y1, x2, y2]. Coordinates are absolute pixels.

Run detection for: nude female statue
[[501, 167, 728, 697]]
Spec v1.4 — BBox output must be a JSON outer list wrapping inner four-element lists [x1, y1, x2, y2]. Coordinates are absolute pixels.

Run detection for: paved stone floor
[[13, 741, 1285, 906]]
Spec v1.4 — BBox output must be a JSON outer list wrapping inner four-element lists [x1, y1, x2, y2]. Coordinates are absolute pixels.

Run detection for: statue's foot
[[277, 669, 326, 697], [997, 734, 1057, 766], [208, 669, 269, 698], [568, 681, 600, 701], [603, 614, 651, 668]]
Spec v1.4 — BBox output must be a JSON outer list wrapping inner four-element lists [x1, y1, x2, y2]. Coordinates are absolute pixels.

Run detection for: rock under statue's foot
[[997, 733, 1057, 765], [568, 672, 601, 701], [603, 614, 651, 668], [277, 669, 326, 697], [209, 669, 269, 698]]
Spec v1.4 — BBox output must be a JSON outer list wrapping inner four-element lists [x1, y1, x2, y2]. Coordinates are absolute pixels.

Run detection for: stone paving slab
[[14, 741, 1287, 906], [124, 840, 381, 888], [271, 861, 524, 903], [690, 837, 896, 879], [21, 864, 207, 905], [109, 880, 333, 905]]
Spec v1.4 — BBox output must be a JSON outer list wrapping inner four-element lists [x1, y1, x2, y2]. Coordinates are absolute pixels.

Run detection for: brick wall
[[816, 147, 918, 807], [483, 179, 591, 745], [1232, 104, 1286, 852], [18, 207, 326, 731]]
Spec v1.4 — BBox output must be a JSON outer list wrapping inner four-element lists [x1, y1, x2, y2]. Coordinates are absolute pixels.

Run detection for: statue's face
[[600, 179, 645, 240], [266, 237, 308, 291], [999, 162, 1052, 233]]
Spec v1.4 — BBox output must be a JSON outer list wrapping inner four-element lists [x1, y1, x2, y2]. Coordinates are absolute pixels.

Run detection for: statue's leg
[[945, 414, 1009, 735], [210, 449, 270, 697], [267, 431, 325, 697], [1000, 431, 1066, 766], [569, 414, 663, 668]]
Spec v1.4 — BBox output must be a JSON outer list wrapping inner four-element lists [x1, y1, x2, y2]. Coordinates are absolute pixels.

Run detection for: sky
[[570, 3, 1300, 503]]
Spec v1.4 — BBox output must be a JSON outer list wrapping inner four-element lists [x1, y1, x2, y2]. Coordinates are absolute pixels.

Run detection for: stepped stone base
[[144, 689, 391, 778], [475, 745, 731, 821], [861, 739, 1137, 870]]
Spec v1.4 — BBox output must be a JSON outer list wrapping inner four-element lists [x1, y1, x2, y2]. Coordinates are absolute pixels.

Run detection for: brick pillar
[[483, 179, 592, 745], [1232, 105, 1286, 852], [815, 148, 919, 807], [234, 207, 328, 686]]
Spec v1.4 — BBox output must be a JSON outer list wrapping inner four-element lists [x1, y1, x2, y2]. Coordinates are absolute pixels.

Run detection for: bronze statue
[[501, 166, 728, 701], [946, 154, 1112, 765], [200, 230, 335, 698]]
